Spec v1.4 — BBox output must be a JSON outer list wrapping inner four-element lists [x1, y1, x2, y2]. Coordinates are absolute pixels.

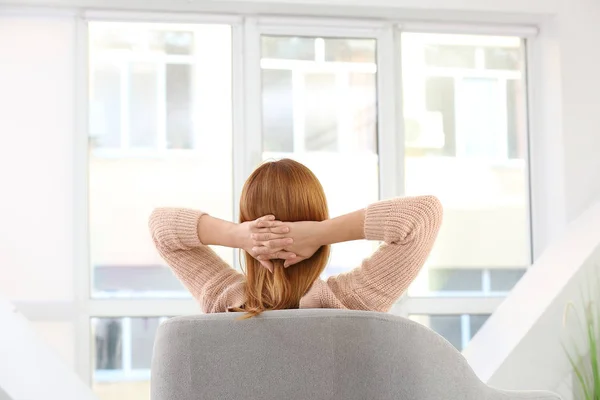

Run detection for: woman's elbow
[[419, 195, 443, 234], [148, 208, 175, 250]]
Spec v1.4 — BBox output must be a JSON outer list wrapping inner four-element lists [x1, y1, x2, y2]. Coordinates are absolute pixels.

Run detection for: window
[[88, 22, 234, 298], [260, 35, 379, 277], [402, 33, 530, 296], [401, 33, 530, 348]]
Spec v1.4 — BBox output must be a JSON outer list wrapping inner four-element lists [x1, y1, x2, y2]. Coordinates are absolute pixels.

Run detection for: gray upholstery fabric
[[151, 309, 561, 400]]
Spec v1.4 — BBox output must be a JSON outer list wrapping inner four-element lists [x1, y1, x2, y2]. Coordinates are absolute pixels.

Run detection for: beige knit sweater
[[149, 196, 442, 313]]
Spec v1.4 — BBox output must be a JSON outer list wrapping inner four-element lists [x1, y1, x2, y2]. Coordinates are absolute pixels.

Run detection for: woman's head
[[238, 159, 330, 318]]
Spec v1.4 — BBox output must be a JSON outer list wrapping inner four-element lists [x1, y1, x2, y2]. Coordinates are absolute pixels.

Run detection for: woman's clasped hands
[[240, 215, 322, 272]]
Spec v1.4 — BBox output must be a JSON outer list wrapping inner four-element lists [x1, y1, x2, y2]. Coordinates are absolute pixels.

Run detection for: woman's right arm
[[149, 208, 244, 312]]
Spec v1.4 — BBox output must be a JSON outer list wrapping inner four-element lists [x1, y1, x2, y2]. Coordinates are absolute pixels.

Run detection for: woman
[[149, 158, 442, 317]]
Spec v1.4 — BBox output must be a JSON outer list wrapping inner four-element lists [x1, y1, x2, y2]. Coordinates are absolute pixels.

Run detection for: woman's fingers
[[251, 238, 293, 250], [251, 218, 290, 234], [264, 238, 292, 249], [256, 220, 285, 229], [252, 246, 274, 255], [252, 226, 290, 234], [252, 244, 294, 256], [251, 232, 291, 241], [257, 251, 296, 260], [252, 239, 292, 254], [269, 225, 290, 234], [250, 215, 275, 228]]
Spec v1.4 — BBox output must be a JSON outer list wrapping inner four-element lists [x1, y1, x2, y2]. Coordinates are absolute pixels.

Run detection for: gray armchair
[[151, 309, 560, 400]]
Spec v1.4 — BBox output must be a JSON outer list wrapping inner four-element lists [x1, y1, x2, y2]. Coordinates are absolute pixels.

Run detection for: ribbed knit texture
[[149, 196, 443, 313]]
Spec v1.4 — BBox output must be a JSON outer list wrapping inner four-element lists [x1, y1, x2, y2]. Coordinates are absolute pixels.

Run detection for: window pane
[[261, 36, 315, 60], [93, 318, 123, 371], [469, 314, 490, 336], [484, 47, 520, 70], [92, 317, 166, 400], [324, 38, 376, 62], [411, 314, 491, 351], [129, 63, 158, 148], [261, 35, 378, 277], [507, 79, 527, 159], [490, 269, 526, 291], [154, 31, 194, 55], [92, 26, 193, 55], [166, 64, 193, 149], [89, 22, 233, 298], [89, 24, 200, 152], [90, 64, 121, 149], [402, 33, 530, 298], [425, 44, 476, 68], [131, 318, 161, 369], [411, 315, 462, 349], [428, 269, 482, 292], [304, 73, 338, 151], [262, 69, 294, 152]]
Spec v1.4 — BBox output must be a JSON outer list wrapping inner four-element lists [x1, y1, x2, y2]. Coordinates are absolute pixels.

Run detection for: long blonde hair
[[237, 159, 330, 318]]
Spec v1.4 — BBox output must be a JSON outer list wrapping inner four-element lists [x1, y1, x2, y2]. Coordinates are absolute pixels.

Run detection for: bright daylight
[[1, 1, 599, 400]]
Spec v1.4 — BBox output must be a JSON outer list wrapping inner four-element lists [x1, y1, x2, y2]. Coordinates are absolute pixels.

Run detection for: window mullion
[[74, 16, 93, 386], [377, 25, 403, 202], [232, 18, 262, 211], [122, 317, 132, 373], [231, 20, 258, 269], [460, 314, 471, 350]]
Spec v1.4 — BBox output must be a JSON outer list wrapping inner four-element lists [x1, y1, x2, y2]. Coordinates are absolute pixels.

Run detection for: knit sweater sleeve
[[148, 208, 245, 313], [323, 196, 443, 312]]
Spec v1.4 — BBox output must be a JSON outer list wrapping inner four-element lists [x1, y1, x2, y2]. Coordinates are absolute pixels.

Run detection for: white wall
[[0, 14, 75, 302], [557, 0, 600, 221], [0, 12, 80, 379]]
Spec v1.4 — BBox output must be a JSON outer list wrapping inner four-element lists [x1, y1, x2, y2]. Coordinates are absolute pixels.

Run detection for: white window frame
[[5, 5, 547, 388]]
